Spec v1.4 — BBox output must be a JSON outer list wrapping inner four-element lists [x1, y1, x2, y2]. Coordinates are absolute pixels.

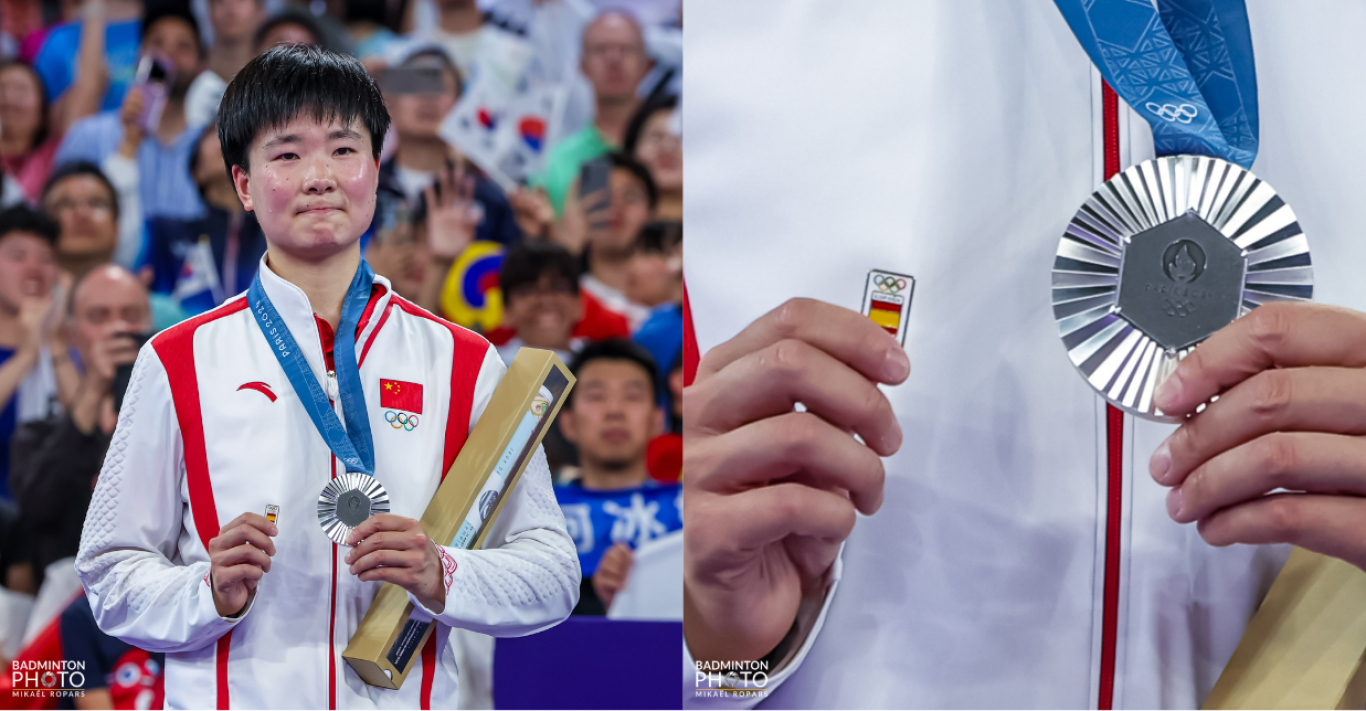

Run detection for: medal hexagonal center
[[336, 489, 372, 526], [1116, 210, 1246, 351]]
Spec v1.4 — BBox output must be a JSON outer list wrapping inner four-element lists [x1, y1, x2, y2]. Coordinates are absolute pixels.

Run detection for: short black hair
[[252, 10, 327, 52], [142, 2, 205, 57], [42, 161, 120, 220], [636, 220, 681, 255], [608, 152, 657, 210], [0, 205, 59, 247], [566, 338, 659, 407], [500, 241, 580, 304], [623, 93, 677, 158], [218, 45, 389, 179]]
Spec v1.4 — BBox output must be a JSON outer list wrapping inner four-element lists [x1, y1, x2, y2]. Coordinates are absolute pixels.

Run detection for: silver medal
[[317, 472, 391, 545], [1052, 155, 1312, 420]]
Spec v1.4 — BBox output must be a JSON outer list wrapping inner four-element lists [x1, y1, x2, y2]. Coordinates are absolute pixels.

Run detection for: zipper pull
[[326, 370, 339, 401]]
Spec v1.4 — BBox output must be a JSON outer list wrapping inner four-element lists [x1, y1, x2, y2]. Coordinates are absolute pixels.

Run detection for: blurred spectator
[[381, 46, 521, 245], [252, 8, 326, 52], [532, 10, 653, 216], [554, 339, 677, 615], [42, 160, 187, 329], [61, 594, 165, 709], [42, 161, 122, 280], [0, 206, 70, 504], [577, 152, 655, 328], [0, 57, 98, 204], [622, 93, 679, 222], [11, 265, 150, 591], [34, 0, 143, 113], [628, 220, 681, 413], [145, 123, 265, 312], [495, 240, 582, 365], [56, 4, 211, 222], [204, 0, 264, 80], [345, 0, 397, 58], [392, 0, 534, 94]]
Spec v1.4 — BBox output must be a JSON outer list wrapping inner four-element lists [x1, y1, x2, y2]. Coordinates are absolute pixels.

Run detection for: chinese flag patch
[[380, 379, 423, 414]]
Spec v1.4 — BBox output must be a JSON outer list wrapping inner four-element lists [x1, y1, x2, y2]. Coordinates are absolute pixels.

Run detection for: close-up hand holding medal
[[1052, 0, 1366, 562]]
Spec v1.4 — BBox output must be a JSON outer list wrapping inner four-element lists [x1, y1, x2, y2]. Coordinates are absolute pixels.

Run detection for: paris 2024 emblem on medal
[[1052, 155, 1312, 421], [318, 472, 391, 545]]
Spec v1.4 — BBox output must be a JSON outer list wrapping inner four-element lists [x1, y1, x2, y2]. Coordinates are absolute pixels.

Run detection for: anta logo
[[238, 382, 277, 402]]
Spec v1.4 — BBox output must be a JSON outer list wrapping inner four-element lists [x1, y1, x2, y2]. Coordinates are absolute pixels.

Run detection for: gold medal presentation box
[[343, 349, 575, 689]]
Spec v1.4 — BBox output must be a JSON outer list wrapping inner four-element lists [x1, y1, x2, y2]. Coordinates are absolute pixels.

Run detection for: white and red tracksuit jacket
[[684, 1, 1366, 708], [75, 259, 580, 709]]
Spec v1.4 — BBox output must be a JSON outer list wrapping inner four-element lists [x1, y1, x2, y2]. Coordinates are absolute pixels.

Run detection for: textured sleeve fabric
[[408, 446, 581, 636], [74, 344, 248, 653], [406, 345, 581, 634]]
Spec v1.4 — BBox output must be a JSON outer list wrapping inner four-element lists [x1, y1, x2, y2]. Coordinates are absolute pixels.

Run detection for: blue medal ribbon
[[1054, 0, 1259, 168], [248, 260, 377, 476]]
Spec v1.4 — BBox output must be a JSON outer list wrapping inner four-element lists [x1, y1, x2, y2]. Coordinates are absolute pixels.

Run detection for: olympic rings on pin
[[385, 410, 419, 431], [873, 275, 908, 293]]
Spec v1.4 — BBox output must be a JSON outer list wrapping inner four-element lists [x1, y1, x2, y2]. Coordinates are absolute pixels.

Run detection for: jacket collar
[[255, 254, 395, 386]]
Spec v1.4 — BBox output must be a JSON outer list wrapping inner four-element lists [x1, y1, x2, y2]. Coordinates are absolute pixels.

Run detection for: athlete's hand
[[345, 514, 450, 613], [684, 298, 908, 663], [592, 543, 633, 609], [208, 513, 277, 618], [1151, 302, 1366, 570]]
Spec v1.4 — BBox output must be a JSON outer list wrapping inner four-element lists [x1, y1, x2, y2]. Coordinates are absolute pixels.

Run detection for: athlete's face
[[235, 116, 379, 263]]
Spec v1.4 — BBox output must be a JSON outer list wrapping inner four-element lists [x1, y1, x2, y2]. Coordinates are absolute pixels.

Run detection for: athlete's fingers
[[1170, 433, 1366, 524], [351, 548, 420, 576], [345, 531, 419, 565], [212, 523, 277, 557], [1196, 493, 1366, 570], [213, 563, 265, 588], [691, 339, 902, 456], [695, 298, 910, 386], [1155, 302, 1366, 416], [687, 412, 886, 515], [1153, 367, 1366, 487], [693, 483, 858, 554], [215, 543, 272, 573], [218, 512, 278, 539], [345, 514, 422, 546]]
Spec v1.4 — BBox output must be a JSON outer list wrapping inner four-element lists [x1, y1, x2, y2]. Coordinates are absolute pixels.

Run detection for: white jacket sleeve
[[75, 344, 248, 653], [682, 546, 846, 709], [406, 345, 581, 635]]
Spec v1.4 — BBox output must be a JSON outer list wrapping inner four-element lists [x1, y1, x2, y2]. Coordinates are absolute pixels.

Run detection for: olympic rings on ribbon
[[873, 275, 908, 293], [385, 410, 419, 431]]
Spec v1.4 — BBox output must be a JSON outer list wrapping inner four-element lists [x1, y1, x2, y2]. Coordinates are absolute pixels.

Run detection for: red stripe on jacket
[[151, 296, 251, 711]]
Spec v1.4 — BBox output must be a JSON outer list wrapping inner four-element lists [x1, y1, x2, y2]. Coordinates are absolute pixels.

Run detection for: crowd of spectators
[[0, 0, 682, 706]]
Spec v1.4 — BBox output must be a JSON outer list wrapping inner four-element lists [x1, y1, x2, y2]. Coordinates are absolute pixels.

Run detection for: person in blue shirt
[[554, 339, 678, 615], [55, 4, 211, 222], [34, 0, 145, 114]]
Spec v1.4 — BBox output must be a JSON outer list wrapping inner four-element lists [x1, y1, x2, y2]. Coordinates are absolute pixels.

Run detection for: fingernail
[[1150, 440, 1171, 484], [1166, 487, 1184, 520], [883, 348, 910, 382], [1155, 371, 1182, 411]]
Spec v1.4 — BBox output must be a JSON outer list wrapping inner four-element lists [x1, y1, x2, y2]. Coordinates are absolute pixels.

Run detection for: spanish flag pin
[[862, 270, 915, 346]]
